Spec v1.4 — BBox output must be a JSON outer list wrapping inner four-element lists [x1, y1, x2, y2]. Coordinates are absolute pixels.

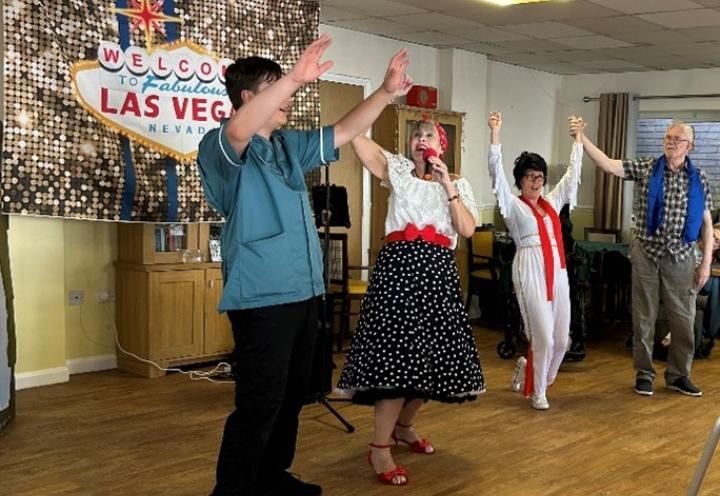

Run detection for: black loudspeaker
[[311, 184, 351, 228]]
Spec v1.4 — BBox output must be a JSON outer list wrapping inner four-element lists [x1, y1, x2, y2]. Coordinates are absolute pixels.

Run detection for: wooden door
[[204, 268, 234, 355], [319, 80, 365, 267], [369, 106, 399, 263], [148, 270, 204, 360]]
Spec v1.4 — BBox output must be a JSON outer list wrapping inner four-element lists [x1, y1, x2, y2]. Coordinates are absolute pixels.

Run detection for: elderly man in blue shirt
[[571, 117, 714, 399], [198, 34, 413, 496]]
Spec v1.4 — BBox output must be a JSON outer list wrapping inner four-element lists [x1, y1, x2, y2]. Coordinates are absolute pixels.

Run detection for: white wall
[[485, 62, 564, 207], [322, 25, 439, 96], [437, 48, 488, 212]]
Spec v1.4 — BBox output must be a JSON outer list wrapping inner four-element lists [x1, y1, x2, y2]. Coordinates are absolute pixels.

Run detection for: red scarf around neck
[[518, 195, 566, 301]]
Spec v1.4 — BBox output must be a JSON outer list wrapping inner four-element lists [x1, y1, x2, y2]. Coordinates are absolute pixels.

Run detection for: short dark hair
[[512, 151, 547, 189], [224, 56, 283, 110]]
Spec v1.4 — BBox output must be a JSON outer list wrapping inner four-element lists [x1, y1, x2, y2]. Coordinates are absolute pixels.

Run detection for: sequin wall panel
[[1, 0, 320, 222]]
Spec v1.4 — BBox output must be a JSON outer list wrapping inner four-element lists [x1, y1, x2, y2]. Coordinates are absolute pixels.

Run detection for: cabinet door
[[148, 270, 205, 360], [204, 268, 234, 355]]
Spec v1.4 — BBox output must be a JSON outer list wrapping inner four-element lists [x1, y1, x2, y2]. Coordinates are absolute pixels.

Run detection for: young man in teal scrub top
[[198, 34, 413, 496]]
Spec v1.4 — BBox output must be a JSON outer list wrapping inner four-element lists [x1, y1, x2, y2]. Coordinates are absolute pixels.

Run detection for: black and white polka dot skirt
[[337, 240, 486, 405]]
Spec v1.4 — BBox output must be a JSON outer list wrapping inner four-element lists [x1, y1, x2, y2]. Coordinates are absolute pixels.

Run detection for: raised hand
[[288, 34, 334, 85], [381, 49, 414, 98], [568, 115, 586, 142], [488, 111, 502, 130]]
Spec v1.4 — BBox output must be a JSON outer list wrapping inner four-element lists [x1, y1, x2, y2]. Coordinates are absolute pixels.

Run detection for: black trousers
[[212, 298, 319, 496]]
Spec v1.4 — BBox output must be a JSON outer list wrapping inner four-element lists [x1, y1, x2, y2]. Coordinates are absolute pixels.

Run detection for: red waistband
[[386, 223, 451, 249]]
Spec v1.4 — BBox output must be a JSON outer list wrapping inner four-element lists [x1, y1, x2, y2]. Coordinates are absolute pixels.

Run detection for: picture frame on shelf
[[209, 239, 222, 262]]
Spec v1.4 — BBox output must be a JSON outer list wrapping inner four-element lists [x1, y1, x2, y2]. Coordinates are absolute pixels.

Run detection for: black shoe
[[273, 471, 322, 496], [667, 377, 703, 397], [634, 378, 654, 396]]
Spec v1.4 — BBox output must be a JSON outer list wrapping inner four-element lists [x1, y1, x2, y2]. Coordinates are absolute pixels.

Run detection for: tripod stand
[[310, 162, 355, 434]]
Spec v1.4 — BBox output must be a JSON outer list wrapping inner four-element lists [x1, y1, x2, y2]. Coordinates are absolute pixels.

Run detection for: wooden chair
[[584, 227, 620, 244], [466, 226, 500, 319], [319, 232, 372, 352]]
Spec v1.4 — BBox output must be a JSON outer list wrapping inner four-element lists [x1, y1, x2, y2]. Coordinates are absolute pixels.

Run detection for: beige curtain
[[594, 93, 629, 230]]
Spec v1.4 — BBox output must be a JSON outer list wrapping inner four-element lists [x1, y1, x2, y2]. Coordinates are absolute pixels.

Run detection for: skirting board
[[15, 354, 117, 390], [66, 354, 117, 375], [15, 367, 69, 390]]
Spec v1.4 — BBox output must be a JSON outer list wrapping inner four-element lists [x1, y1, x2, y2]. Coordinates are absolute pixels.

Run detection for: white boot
[[531, 393, 549, 410], [511, 356, 527, 392]]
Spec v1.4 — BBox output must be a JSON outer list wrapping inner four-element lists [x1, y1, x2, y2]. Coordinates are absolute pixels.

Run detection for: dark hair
[[513, 151, 547, 189], [225, 56, 283, 110]]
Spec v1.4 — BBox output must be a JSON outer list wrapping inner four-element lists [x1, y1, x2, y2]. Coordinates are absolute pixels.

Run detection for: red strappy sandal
[[367, 443, 409, 486], [391, 422, 435, 454]]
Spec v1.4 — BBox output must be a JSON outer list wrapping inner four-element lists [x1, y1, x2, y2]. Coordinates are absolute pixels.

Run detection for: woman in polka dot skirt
[[337, 120, 485, 486]]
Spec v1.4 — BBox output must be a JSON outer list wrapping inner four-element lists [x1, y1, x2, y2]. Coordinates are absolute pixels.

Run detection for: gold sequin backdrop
[[1, 0, 320, 222]]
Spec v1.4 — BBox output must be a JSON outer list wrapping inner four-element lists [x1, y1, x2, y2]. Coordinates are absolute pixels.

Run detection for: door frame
[[319, 73, 373, 269]]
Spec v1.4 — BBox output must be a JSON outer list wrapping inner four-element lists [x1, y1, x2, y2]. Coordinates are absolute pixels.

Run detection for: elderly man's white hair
[[667, 120, 695, 145]]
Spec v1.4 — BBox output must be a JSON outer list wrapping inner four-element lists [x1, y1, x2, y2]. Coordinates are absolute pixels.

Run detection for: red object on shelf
[[407, 85, 438, 109]]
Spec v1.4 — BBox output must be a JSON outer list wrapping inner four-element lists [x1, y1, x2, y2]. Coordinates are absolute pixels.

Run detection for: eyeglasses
[[664, 136, 690, 145], [524, 173, 545, 183]]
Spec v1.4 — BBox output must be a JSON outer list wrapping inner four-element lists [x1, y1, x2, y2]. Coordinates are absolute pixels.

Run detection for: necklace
[[412, 168, 433, 181]]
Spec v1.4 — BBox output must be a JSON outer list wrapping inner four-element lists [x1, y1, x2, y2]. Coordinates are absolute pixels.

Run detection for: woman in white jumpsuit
[[487, 112, 584, 410]]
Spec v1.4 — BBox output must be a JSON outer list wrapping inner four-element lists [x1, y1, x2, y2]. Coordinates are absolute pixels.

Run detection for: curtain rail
[[583, 94, 720, 103]]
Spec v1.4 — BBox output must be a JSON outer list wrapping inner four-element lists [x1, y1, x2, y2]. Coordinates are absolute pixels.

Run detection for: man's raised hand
[[288, 34, 334, 85]]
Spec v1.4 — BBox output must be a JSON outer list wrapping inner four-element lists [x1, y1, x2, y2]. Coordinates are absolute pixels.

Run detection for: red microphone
[[421, 148, 437, 181]]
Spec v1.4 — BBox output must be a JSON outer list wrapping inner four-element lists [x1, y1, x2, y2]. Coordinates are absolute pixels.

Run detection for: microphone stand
[[312, 162, 355, 434]]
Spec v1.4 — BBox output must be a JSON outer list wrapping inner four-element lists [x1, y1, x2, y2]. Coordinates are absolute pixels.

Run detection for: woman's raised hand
[[488, 111, 502, 131], [488, 112, 502, 145], [381, 49, 414, 98], [568, 115, 586, 142]]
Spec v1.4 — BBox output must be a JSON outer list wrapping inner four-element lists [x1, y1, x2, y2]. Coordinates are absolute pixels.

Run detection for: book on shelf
[[155, 226, 167, 252]]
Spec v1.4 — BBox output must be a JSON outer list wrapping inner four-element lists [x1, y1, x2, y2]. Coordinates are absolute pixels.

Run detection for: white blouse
[[382, 150, 478, 250], [488, 143, 583, 249]]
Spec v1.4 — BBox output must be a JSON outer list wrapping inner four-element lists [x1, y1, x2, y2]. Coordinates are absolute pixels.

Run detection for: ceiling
[[320, 0, 720, 75]]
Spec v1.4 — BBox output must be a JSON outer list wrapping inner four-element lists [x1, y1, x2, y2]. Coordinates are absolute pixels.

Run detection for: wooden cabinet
[[370, 104, 469, 291], [116, 223, 231, 378]]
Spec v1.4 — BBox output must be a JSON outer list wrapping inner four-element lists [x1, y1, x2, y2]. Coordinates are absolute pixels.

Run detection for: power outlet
[[68, 290, 84, 306]]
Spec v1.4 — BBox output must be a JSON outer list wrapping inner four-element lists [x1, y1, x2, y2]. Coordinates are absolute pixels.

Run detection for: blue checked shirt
[[623, 157, 713, 264]]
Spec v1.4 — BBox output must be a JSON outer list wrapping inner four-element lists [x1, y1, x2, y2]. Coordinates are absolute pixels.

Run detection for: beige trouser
[[630, 241, 697, 384]]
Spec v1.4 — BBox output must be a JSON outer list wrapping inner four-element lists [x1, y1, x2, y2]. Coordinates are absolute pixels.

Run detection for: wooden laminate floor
[[2, 325, 720, 496]]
